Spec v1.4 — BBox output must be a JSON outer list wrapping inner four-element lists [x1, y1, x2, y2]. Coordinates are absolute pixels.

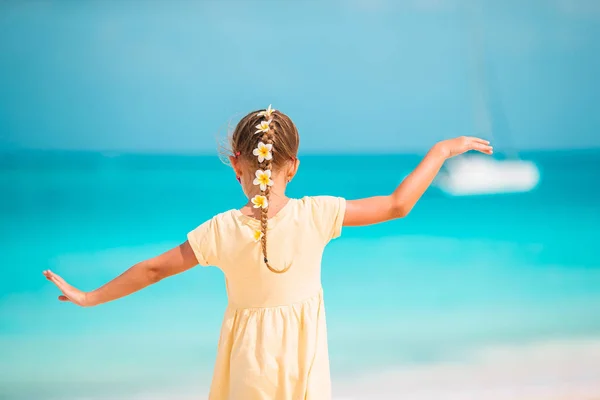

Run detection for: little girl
[[43, 105, 492, 400]]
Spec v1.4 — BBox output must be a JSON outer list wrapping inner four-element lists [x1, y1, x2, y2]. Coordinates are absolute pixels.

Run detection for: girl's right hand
[[437, 136, 493, 159], [43, 270, 91, 307]]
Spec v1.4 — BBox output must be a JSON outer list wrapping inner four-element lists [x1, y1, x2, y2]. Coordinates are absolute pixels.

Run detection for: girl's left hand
[[43, 270, 91, 307], [437, 136, 493, 159]]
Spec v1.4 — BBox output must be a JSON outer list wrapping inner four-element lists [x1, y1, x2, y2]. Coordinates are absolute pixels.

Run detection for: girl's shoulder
[[189, 209, 239, 234], [297, 196, 347, 242], [298, 195, 346, 210]]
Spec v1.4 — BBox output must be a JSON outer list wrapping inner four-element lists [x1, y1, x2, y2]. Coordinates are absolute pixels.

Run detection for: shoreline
[[3, 338, 598, 400]]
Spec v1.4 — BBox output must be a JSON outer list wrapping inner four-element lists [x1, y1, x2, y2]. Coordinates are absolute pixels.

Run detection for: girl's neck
[[241, 189, 291, 220]]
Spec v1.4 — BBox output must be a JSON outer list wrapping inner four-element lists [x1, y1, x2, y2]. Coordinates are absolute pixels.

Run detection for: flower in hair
[[253, 230, 264, 242], [253, 169, 274, 191], [251, 195, 269, 209], [257, 104, 276, 118], [255, 119, 272, 134], [253, 142, 273, 163]]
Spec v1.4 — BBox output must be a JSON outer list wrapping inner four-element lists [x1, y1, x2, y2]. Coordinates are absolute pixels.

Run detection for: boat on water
[[436, 155, 540, 196], [435, 1, 541, 196]]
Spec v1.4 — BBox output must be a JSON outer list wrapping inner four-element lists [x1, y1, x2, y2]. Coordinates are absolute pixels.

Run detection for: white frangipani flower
[[253, 142, 273, 163], [255, 119, 272, 134], [253, 230, 264, 242], [251, 195, 269, 209], [257, 104, 276, 118], [253, 169, 274, 191]]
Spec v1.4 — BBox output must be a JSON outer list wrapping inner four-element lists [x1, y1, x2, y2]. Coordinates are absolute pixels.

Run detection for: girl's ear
[[229, 156, 243, 178], [287, 158, 300, 182]]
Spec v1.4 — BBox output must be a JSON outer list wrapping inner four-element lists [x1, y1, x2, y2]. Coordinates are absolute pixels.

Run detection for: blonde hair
[[230, 107, 299, 273]]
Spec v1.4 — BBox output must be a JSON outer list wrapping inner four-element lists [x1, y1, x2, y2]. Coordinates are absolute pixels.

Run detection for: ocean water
[[1, 150, 600, 399]]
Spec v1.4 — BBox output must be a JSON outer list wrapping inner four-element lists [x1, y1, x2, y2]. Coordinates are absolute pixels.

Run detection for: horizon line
[[1, 146, 600, 158]]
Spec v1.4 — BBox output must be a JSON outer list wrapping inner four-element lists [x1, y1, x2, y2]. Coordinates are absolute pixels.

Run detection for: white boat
[[436, 155, 540, 196], [436, 1, 541, 196]]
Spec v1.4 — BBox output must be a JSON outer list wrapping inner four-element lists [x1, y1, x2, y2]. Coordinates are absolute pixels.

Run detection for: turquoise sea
[[1, 150, 600, 399]]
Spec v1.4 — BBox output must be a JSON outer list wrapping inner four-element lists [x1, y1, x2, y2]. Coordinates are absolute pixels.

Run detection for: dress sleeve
[[310, 196, 347, 243], [187, 216, 220, 267]]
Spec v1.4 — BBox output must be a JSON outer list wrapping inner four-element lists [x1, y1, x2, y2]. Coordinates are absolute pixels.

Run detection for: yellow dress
[[187, 196, 346, 400]]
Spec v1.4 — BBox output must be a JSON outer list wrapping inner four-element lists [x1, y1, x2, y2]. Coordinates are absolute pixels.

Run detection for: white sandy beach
[[333, 339, 600, 400], [77, 338, 600, 400]]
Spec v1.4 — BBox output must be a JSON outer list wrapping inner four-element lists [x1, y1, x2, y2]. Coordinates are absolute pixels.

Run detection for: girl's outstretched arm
[[43, 241, 198, 307], [343, 136, 493, 226]]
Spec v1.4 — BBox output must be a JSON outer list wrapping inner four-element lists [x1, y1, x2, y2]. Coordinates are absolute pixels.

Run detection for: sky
[[0, 0, 598, 154]]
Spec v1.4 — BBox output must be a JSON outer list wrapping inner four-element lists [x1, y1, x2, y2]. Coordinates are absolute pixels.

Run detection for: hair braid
[[257, 119, 290, 274], [229, 105, 299, 274]]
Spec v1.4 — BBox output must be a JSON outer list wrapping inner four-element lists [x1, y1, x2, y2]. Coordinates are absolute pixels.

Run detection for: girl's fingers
[[470, 142, 493, 153], [463, 137, 491, 150], [50, 272, 67, 285], [46, 271, 71, 292], [480, 146, 493, 154], [50, 276, 65, 290], [43, 270, 83, 305], [49, 276, 76, 299], [45, 269, 62, 281], [466, 138, 490, 147], [472, 137, 490, 145], [44, 270, 59, 282]]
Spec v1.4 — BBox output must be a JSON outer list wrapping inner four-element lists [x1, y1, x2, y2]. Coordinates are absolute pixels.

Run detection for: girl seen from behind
[[44, 105, 493, 400]]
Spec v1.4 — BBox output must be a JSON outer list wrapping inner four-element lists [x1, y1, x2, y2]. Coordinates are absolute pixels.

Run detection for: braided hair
[[229, 105, 299, 273]]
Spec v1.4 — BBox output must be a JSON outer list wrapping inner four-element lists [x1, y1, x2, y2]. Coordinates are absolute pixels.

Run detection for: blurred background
[[1, 0, 599, 399]]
